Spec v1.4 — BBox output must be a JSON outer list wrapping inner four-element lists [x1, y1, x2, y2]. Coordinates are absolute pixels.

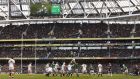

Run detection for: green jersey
[[51, 63, 55, 68], [73, 63, 79, 69]]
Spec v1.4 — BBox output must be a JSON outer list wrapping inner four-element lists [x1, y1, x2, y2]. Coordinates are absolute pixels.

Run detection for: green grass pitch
[[0, 74, 140, 79]]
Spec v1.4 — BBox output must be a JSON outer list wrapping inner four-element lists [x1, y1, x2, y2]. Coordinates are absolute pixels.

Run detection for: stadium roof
[[0, 0, 140, 23], [64, 0, 140, 14], [61, 0, 140, 19]]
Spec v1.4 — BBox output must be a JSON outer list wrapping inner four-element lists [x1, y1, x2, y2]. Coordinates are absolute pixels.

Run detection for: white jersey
[[48, 67, 53, 72], [98, 64, 103, 72], [82, 64, 87, 71], [46, 67, 53, 73], [28, 64, 32, 71], [67, 64, 73, 71], [61, 64, 65, 71], [8, 58, 15, 70], [55, 63, 59, 69]]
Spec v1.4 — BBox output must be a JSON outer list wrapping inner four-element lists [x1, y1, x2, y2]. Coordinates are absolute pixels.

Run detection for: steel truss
[[0, 0, 140, 23], [0, 0, 30, 20]]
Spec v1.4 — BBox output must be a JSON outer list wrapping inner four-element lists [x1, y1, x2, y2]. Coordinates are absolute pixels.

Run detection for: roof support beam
[[102, 0, 112, 18], [79, 1, 86, 18], [19, 0, 23, 11], [113, 0, 125, 13], [99, 1, 104, 17], [8, 0, 11, 20], [19, 0, 24, 17], [102, 0, 111, 13], [1, 14, 140, 23], [64, 0, 80, 18], [90, 2, 100, 15], [130, 0, 140, 12], [67, 3, 74, 15]]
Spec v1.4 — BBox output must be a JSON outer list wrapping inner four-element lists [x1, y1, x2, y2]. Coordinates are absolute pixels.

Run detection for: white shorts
[[48, 70, 53, 73], [124, 70, 128, 73], [46, 68, 53, 73], [28, 69, 32, 73], [82, 69, 87, 73], [9, 66, 14, 70], [99, 69, 102, 73]]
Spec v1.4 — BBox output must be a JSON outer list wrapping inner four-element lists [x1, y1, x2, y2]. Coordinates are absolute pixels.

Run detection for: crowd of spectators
[[0, 23, 139, 58], [0, 23, 139, 39], [0, 48, 140, 58], [0, 23, 140, 74]]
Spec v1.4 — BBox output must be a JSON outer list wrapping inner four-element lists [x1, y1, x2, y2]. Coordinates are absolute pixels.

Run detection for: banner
[[51, 4, 61, 15]]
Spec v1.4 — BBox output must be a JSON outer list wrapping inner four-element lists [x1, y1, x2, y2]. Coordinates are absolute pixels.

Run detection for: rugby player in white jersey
[[98, 63, 103, 77], [45, 63, 53, 76], [81, 64, 87, 74], [61, 62, 66, 76], [28, 63, 32, 75], [8, 57, 15, 79], [67, 63, 73, 76]]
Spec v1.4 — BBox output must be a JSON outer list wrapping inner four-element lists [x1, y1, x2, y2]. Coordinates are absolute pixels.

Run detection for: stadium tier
[[0, 23, 139, 75], [0, 23, 139, 39], [0, 0, 140, 78]]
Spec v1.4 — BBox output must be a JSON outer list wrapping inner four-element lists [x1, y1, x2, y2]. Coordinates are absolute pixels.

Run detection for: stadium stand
[[0, 23, 139, 39], [0, 0, 140, 77]]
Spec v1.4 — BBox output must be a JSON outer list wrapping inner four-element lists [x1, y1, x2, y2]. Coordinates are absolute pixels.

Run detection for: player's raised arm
[[70, 58, 76, 65]]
